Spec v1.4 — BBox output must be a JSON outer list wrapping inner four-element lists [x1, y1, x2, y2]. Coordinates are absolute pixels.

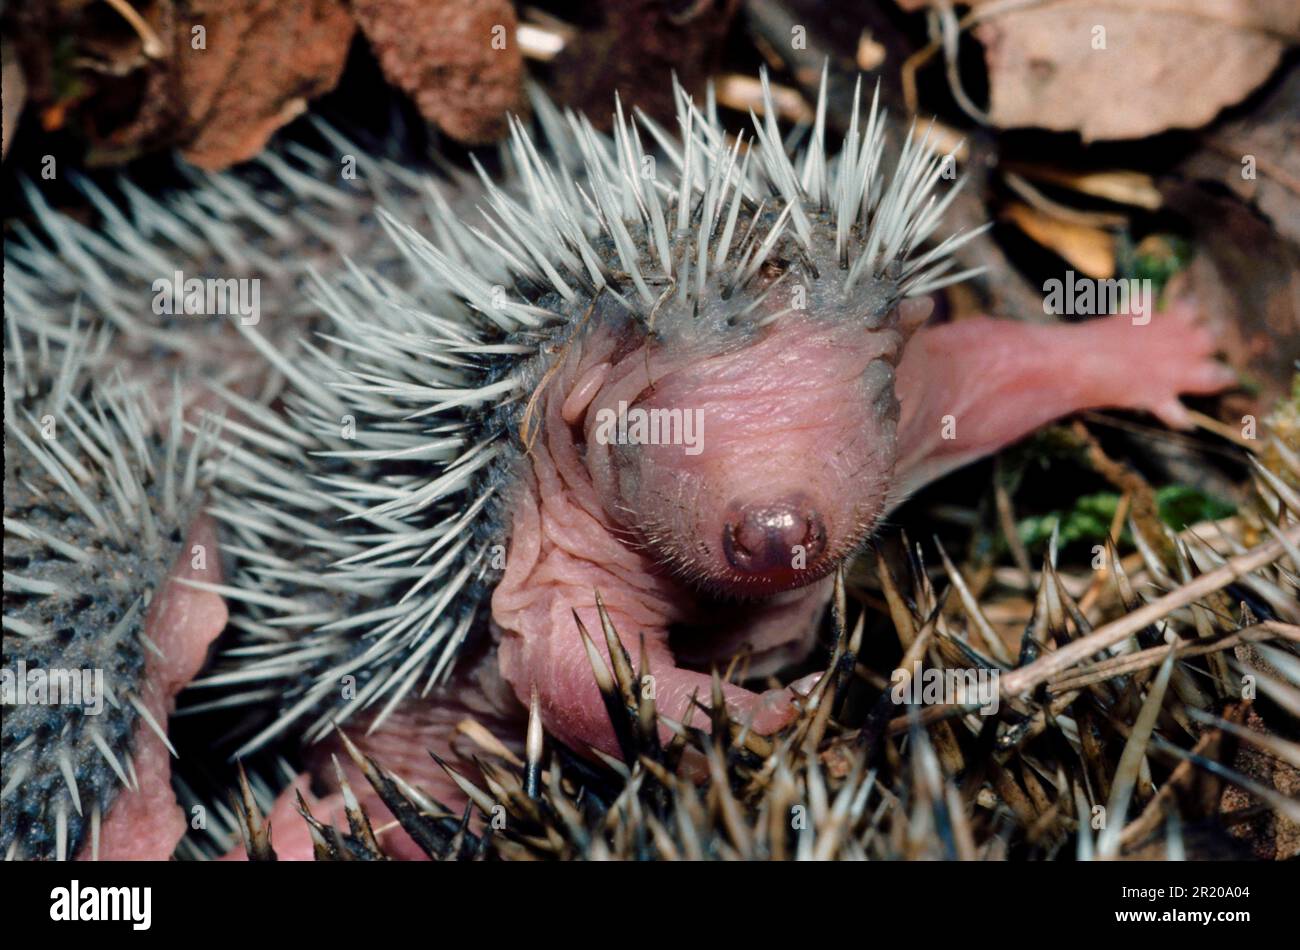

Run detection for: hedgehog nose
[[723, 499, 827, 575]]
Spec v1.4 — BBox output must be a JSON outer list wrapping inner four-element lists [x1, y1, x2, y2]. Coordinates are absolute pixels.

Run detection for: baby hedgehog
[[195, 70, 1232, 858]]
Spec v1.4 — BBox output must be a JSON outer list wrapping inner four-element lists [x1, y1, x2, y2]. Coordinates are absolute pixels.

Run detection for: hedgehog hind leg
[[891, 300, 1236, 499], [223, 645, 523, 861]]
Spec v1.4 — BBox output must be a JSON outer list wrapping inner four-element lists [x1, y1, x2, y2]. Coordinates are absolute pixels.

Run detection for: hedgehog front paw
[[749, 671, 824, 733]]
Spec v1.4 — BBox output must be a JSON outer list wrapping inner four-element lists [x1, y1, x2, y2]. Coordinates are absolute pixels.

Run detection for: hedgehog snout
[[722, 497, 827, 576]]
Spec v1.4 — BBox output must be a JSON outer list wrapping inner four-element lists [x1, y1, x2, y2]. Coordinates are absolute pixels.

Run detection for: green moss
[[1154, 484, 1237, 529], [51, 34, 88, 103], [1016, 485, 1236, 551], [1016, 492, 1119, 549], [1119, 233, 1193, 302]]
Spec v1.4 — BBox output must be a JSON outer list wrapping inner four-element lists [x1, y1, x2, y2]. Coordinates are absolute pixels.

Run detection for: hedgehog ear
[[896, 297, 934, 342]]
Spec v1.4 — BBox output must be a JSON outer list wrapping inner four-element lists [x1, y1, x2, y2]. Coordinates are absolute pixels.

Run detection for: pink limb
[[85, 515, 229, 860], [892, 301, 1236, 499]]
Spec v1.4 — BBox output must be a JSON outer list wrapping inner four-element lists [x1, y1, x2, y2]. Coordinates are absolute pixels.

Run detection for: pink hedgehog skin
[[491, 297, 1233, 755]]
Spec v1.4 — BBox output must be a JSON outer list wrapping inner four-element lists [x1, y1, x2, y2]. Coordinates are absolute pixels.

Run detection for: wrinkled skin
[[492, 297, 1234, 759], [224, 297, 1231, 860]]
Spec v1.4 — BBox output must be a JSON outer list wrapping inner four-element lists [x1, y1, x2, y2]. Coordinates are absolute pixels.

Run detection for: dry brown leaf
[[972, 0, 1299, 140], [351, 0, 524, 145], [1001, 201, 1115, 277], [177, 0, 356, 169], [715, 74, 813, 124], [1004, 164, 1162, 210], [2, 37, 25, 158], [856, 29, 887, 71], [5, 0, 524, 169], [6, 0, 356, 169]]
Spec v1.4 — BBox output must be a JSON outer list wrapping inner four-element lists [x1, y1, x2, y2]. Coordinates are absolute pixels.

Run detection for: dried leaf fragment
[[973, 0, 1300, 140]]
